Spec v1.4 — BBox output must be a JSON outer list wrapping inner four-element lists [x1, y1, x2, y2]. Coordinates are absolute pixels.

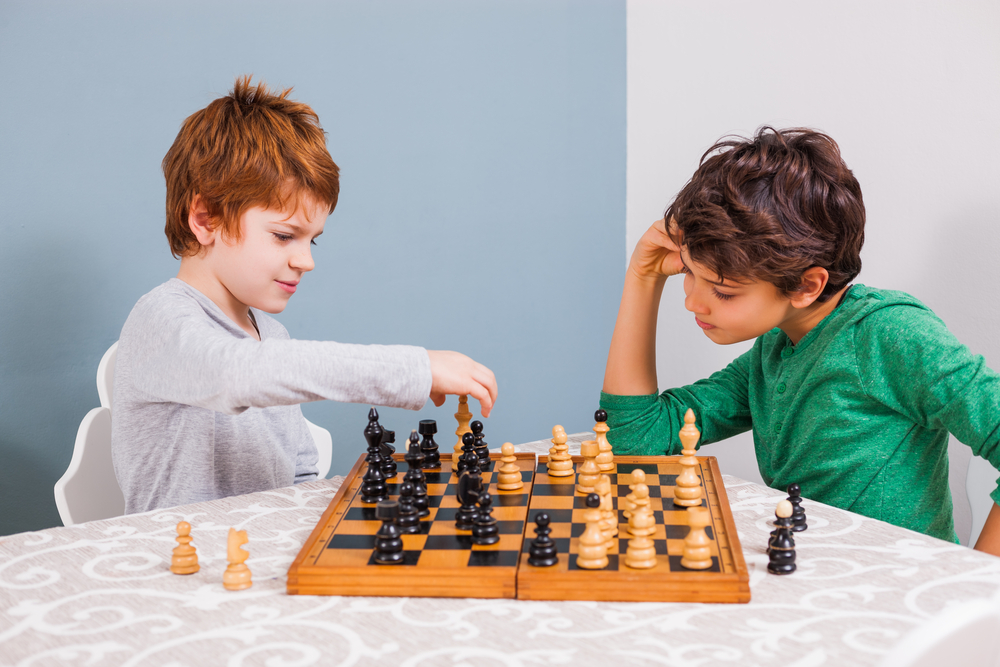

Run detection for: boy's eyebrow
[[679, 254, 738, 288], [271, 220, 323, 236]]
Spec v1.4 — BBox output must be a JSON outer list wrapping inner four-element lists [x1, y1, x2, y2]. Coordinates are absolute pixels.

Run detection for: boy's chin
[[702, 328, 749, 345]]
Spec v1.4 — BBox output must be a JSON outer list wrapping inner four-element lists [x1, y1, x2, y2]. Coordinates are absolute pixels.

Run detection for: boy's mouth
[[695, 317, 715, 330], [276, 280, 298, 294]]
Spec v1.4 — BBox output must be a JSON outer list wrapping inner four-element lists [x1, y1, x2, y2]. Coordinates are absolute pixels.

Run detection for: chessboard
[[287, 453, 750, 603]]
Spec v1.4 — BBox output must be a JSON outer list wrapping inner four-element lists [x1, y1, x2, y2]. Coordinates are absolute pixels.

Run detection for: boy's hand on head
[[628, 218, 685, 282], [427, 350, 498, 418]]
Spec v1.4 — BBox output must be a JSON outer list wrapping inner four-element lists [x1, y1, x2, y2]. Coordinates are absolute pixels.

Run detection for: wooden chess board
[[287, 453, 750, 603]]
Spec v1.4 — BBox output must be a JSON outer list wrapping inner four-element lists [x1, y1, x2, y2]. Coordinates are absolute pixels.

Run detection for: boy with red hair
[[602, 127, 1000, 554], [113, 77, 496, 513]]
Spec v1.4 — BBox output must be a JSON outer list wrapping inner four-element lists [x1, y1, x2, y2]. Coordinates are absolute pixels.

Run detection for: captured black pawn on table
[[418, 419, 441, 469], [373, 500, 404, 565], [528, 513, 558, 567], [396, 482, 421, 534], [403, 431, 430, 518], [787, 483, 807, 532], [472, 491, 500, 546], [767, 499, 797, 575], [471, 420, 490, 468], [361, 407, 389, 504]]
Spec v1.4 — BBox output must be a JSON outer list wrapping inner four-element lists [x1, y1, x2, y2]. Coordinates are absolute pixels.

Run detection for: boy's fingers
[[467, 381, 494, 418], [430, 391, 445, 407]]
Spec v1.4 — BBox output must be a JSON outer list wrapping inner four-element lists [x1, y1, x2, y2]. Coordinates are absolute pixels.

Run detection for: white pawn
[[576, 440, 601, 494], [576, 493, 609, 569], [546, 425, 574, 477], [496, 442, 523, 490], [680, 506, 713, 570], [596, 474, 618, 551], [624, 504, 657, 569], [624, 470, 651, 522]]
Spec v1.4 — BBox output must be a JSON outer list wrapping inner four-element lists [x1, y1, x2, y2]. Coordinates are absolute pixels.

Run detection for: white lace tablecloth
[[3, 434, 1000, 667]]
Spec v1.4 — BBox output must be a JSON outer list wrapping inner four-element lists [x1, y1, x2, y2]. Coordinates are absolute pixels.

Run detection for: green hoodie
[[600, 285, 1000, 542]]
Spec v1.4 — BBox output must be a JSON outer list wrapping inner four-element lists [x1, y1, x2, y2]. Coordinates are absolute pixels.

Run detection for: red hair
[[162, 76, 340, 257]]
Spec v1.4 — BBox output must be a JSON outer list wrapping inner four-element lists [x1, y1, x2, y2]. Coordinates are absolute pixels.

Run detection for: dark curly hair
[[666, 127, 865, 302]]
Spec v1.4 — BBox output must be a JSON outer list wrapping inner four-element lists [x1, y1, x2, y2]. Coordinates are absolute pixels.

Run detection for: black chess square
[[467, 550, 520, 567], [495, 493, 529, 507], [531, 483, 576, 497], [662, 497, 707, 511], [568, 554, 619, 570], [522, 537, 571, 553], [664, 524, 713, 540], [497, 520, 525, 534], [667, 555, 720, 572], [530, 508, 573, 524], [424, 534, 473, 550], [328, 534, 375, 550], [366, 550, 421, 566]]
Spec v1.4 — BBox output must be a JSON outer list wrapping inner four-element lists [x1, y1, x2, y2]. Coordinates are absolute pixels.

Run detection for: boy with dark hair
[[113, 77, 497, 513], [601, 127, 1000, 555]]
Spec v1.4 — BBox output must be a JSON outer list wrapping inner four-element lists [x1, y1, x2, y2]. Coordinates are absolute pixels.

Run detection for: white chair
[[54, 341, 334, 526], [879, 598, 1000, 667]]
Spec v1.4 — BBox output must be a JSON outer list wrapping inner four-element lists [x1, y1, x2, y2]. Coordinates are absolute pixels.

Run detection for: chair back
[[53, 407, 125, 524]]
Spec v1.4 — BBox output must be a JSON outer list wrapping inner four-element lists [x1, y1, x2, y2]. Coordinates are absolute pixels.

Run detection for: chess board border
[[287, 453, 750, 603]]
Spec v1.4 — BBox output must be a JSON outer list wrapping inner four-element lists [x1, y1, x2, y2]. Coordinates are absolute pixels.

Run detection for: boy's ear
[[790, 267, 830, 308], [187, 194, 217, 247]]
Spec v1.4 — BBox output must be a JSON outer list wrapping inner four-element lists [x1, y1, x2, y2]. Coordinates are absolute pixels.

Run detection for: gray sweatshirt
[[112, 279, 432, 513]]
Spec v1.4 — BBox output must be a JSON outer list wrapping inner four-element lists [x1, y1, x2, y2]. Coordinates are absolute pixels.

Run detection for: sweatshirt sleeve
[[119, 291, 433, 415], [599, 348, 754, 455], [854, 304, 1000, 505]]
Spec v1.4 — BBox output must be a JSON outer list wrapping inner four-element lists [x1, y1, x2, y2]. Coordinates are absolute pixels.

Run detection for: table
[[3, 433, 1000, 666]]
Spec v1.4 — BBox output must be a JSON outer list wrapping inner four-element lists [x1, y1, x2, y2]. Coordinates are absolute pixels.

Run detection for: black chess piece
[[396, 482, 421, 534], [527, 513, 559, 567], [455, 469, 482, 531], [380, 428, 398, 479], [459, 432, 481, 477], [373, 500, 404, 565], [458, 431, 477, 474], [361, 407, 389, 504], [595, 408, 608, 423], [767, 510, 797, 575], [471, 420, 490, 468], [402, 431, 429, 518], [471, 491, 500, 545], [418, 419, 441, 469], [787, 483, 807, 532]]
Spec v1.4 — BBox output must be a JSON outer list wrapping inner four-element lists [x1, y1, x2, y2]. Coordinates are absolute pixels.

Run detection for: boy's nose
[[290, 248, 315, 272], [684, 286, 709, 315]]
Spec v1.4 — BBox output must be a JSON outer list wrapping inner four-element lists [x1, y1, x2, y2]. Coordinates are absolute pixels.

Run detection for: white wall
[[627, 0, 1000, 544]]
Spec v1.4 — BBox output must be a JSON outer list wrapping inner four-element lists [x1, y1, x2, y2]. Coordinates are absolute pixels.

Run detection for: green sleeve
[[854, 304, 1000, 506], [600, 348, 754, 455]]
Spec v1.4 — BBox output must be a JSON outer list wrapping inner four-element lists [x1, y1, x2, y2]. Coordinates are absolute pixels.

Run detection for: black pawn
[[396, 482, 421, 534], [418, 419, 441, 469], [458, 432, 480, 477], [455, 470, 481, 531], [403, 431, 429, 518], [471, 420, 490, 468], [767, 514, 797, 575], [528, 513, 559, 567], [787, 484, 807, 532], [380, 428, 398, 479], [361, 408, 389, 504], [472, 491, 500, 545], [373, 500, 404, 565]]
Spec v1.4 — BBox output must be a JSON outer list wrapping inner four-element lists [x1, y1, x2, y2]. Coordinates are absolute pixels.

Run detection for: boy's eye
[[273, 233, 292, 242], [713, 289, 735, 301]]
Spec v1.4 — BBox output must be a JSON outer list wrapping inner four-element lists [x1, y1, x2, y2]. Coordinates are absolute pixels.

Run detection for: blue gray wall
[[0, 1, 626, 536]]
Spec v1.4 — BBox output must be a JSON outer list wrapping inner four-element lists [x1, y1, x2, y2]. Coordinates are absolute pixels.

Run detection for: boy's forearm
[[974, 502, 1000, 557], [602, 270, 668, 396]]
